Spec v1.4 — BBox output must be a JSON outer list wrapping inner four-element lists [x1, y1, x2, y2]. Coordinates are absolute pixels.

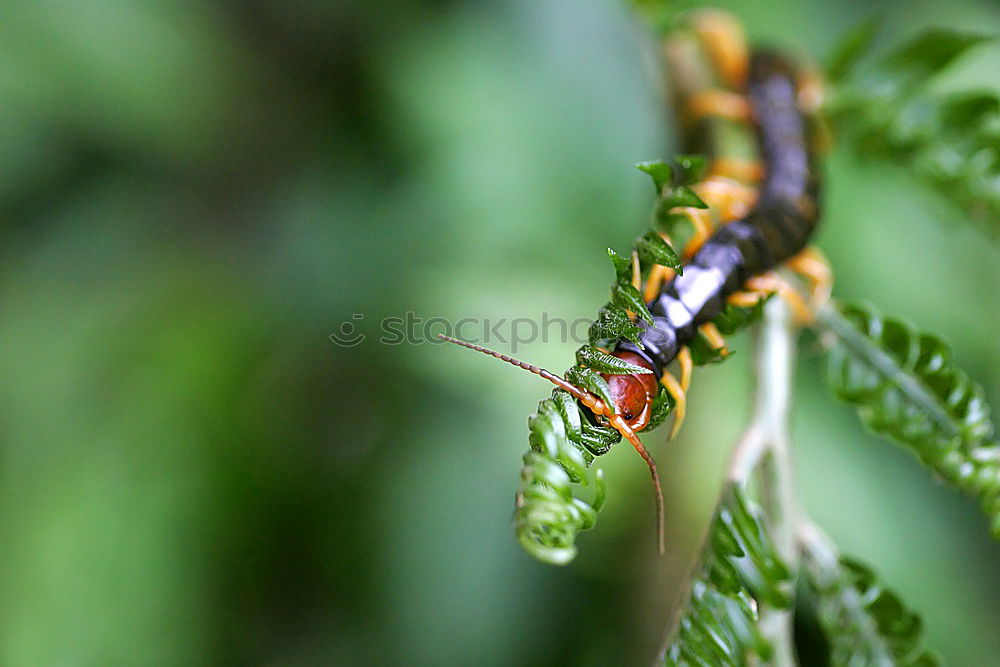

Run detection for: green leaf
[[714, 298, 768, 335], [606, 247, 632, 280], [844, 90, 1000, 234], [675, 154, 707, 184], [550, 389, 583, 445], [801, 530, 940, 665], [575, 345, 653, 375], [938, 91, 999, 128], [635, 154, 709, 191], [528, 400, 587, 482], [830, 28, 1000, 234], [589, 304, 643, 347], [611, 282, 654, 324], [663, 485, 792, 665], [818, 301, 1000, 536], [688, 334, 730, 366], [655, 209, 693, 236], [515, 391, 610, 566], [578, 418, 621, 456], [635, 230, 682, 271], [636, 159, 673, 191], [641, 384, 674, 433], [565, 366, 615, 412], [660, 185, 708, 210], [826, 14, 881, 83], [877, 29, 993, 94]]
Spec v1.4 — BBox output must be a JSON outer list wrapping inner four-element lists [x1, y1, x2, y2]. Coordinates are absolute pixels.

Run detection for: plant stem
[[728, 297, 797, 496], [746, 297, 799, 667], [658, 298, 802, 665]]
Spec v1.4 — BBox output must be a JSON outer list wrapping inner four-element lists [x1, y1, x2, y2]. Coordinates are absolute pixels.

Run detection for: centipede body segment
[[614, 51, 821, 384]]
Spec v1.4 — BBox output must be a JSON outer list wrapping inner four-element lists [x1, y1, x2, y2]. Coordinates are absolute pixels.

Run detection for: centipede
[[441, 9, 833, 565]]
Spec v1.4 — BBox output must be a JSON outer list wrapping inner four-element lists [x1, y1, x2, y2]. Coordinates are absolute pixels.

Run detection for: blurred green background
[[0, 0, 996, 664]]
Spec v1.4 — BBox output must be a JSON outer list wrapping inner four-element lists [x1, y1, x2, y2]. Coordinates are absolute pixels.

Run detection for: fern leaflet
[[817, 301, 1000, 537], [661, 484, 792, 665]]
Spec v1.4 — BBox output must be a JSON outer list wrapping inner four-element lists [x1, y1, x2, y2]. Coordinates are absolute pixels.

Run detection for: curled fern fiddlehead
[[818, 301, 1000, 536], [516, 390, 609, 565]]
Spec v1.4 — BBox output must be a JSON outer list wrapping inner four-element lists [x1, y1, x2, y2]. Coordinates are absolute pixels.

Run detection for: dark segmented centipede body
[[614, 51, 820, 381]]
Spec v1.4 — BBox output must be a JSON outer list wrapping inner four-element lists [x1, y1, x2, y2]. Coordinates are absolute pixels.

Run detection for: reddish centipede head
[[601, 352, 659, 431], [438, 334, 666, 554]]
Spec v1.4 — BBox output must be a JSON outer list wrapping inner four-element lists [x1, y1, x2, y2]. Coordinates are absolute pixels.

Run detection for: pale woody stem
[[727, 296, 800, 667]]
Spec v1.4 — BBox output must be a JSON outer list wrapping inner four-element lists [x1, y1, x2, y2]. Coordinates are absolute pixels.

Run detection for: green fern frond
[[842, 87, 999, 233], [637, 230, 683, 271], [662, 485, 792, 665], [825, 14, 881, 83], [575, 345, 654, 375], [639, 156, 709, 243], [800, 525, 940, 665], [515, 390, 609, 565], [565, 366, 616, 410], [589, 156, 707, 351], [817, 301, 1000, 536], [870, 29, 992, 97], [613, 281, 655, 324], [674, 154, 708, 183], [642, 384, 676, 433], [828, 28, 1000, 233], [590, 304, 643, 347], [637, 159, 676, 191]]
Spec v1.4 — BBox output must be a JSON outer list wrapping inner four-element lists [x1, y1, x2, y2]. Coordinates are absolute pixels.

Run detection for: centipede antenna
[[610, 414, 665, 554], [437, 335, 595, 405]]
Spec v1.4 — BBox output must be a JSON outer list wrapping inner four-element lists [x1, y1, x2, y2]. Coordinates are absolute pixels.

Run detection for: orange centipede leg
[[744, 273, 812, 324], [643, 263, 676, 303], [681, 207, 713, 258], [699, 322, 730, 357], [796, 66, 833, 154], [660, 371, 687, 439], [787, 246, 833, 311], [676, 346, 693, 394], [693, 177, 759, 221], [709, 158, 765, 184], [797, 66, 825, 115], [690, 9, 749, 89], [685, 90, 752, 125], [727, 290, 767, 309]]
